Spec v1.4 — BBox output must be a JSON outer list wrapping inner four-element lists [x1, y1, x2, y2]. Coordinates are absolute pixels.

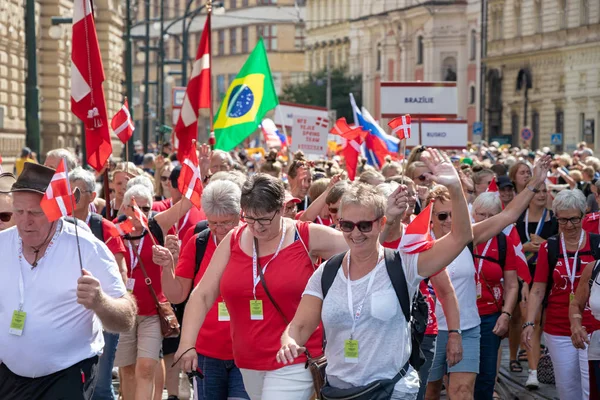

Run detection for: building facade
[[484, 0, 600, 151], [0, 0, 125, 167]]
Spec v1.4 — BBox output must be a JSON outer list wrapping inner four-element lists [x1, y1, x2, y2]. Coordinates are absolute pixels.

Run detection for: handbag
[[537, 349, 555, 384], [254, 237, 327, 398], [132, 243, 180, 338]]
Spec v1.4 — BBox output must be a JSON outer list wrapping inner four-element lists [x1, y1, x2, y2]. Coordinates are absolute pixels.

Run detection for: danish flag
[[331, 118, 366, 181], [399, 201, 435, 254], [178, 147, 204, 208], [387, 114, 411, 139], [131, 198, 149, 231], [174, 15, 211, 161], [316, 117, 329, 128], [70, 0, 112, 172], [40, 159, 76, 222], [111, 98, 135, 144], [106, 218, 135, 238], [583, 212, 600, 234]]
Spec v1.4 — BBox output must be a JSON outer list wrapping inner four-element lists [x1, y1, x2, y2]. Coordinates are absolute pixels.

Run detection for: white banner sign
[[275, 102, 329, 128], [291, 115, 328, 157], [419, 122, 468, 148], [380, 82, 458, 118]]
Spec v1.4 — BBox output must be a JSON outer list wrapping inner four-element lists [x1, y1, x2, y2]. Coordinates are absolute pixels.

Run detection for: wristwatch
[[448, 329, 462, 336], [522, 321, 535, 329], [526, 185, 540, 193]]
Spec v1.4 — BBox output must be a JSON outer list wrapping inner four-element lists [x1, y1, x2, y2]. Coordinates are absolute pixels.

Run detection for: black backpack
[[321, 248, 427, 371], [88, 213, 104, 242], [467, 233, 507, 269], [193, 220, 209, 235], [545, 233, 600, 306], [194, 228, 211, 278]]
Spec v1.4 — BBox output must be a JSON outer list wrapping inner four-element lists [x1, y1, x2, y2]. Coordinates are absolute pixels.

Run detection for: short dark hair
[[241, 173, 285, 214], [170, 165, 182, 189]]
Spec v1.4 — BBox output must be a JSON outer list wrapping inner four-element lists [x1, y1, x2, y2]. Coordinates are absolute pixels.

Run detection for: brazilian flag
[[213, 38, 278, 151]]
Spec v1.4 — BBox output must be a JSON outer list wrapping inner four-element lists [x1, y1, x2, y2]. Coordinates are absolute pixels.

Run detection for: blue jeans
[[474, 313, 502, 400], [195, 354, 249, 400], [93, 331, 119, 400], [417, 334, 437, 400]]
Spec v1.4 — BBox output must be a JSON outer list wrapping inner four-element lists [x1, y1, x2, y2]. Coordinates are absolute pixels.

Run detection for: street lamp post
[[24, 0, 41, 157], [142, 0, 151, 153], [125, 0, 135, 162]]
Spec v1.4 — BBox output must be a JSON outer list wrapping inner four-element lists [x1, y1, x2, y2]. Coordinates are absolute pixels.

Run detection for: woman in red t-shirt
[[157, 180, 249, 400], [523, 189, 600, 400], [175, 174, 350, 400], [471, 193, 520, 399]]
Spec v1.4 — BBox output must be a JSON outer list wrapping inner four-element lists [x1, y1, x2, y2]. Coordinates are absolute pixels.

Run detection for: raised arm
[[153, 196, 194, 234], [473, 156, 551, 245], [300, 174, 342, 222], [417, 150, 473, 277]]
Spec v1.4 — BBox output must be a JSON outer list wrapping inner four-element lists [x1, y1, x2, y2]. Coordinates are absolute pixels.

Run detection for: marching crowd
[[1, 140, 600, 400]]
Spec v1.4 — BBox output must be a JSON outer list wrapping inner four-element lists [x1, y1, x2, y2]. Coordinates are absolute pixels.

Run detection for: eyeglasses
[[208, 220, 238, 229], [0, 212, 12, 222], [284, 204, 298, 213], [339, 218, 381, 233], [328, 207, 339, 214], [160, 176, 169, 182], [129, 205, 151, 213], [109, 189, 115, 194], [417, 174, 430, 182], [557, 216, 582, 225], [244, 211, 279, 226], [435, 211, 452, 221]]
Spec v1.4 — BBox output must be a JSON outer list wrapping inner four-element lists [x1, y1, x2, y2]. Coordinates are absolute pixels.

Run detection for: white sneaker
[[526, 369, 539, 390]]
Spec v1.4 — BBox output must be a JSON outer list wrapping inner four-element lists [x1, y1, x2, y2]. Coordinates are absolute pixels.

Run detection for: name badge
[[570, 292, 575, 303], [218, 302, 230, 321], [250, 300, 263, 320], [126, 278, 136, 293], [9, 310, 26, 336], [344, 339, 359, 363], [476, 281, 482, 299]]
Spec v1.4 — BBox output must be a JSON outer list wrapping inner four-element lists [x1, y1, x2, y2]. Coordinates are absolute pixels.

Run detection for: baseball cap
[[284, 191, 301, 205], [497, 175, 514, 189]]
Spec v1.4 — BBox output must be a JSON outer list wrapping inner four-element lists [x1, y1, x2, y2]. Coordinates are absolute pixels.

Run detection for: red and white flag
[[131, 198, 149, 231], [399, 201, 435, 254], [71, 0, 112, 172], [174, 15, 211, 161], [486, 179, 499, 193], [40, 159, 76, 222], [583, 212, 600, 234], [111, 98, 135, 144], [331, 118, 366, 181], [260, 118, 283, 149], [388, 114, 411, 139], [178, 148, 204, 209], [106, 218, 135, 238]]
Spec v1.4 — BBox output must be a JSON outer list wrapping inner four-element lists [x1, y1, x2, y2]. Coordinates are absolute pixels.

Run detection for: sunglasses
[[328, 207, 339, 214], [0, 212, 12, 222], [417, 174, 430, 182], [160, 176, 170, 182], [339, 218, 380, 233], [435, 212, 452, 221], [129, 205, 151, 213]]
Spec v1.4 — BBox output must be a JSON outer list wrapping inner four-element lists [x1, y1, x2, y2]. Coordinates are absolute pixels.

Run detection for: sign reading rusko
[[291, 115, 328, 156], [379, 82, 458, 118]]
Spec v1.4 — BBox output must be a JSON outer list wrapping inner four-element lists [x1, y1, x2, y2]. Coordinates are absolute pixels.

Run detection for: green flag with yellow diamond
[[213, 38, 278, 151]]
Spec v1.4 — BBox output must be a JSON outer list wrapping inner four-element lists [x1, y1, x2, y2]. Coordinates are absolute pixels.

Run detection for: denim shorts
[[195, 354, 249, 400], [428, 325, 481, 382]]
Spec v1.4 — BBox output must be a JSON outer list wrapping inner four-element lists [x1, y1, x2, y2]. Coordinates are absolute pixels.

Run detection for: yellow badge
[[9, 310, 26, 336], [250, 300, 263, 320], [218, 302, 230, 322], [344, 339, 359, 363]]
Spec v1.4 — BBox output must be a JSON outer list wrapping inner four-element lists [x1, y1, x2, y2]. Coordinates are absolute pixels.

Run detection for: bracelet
[[171, 347, 196, 368], [501, 311, 512, 319], [448, 329, 462, 335], [526, 185, 540, 193], [522, 321, 535, 329]]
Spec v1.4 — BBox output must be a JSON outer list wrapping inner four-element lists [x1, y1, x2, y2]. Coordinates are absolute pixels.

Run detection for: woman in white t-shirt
[[277, 150, 474, 399]]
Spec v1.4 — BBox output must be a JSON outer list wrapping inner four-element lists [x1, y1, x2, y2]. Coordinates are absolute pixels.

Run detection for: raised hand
[[152, 245, 174, 268], [328, 173, 343, 189], [421, 149, 461, 189], [531, 155, 551, 186], [198, 143, 212, 179], [385, 185, 409, 221]]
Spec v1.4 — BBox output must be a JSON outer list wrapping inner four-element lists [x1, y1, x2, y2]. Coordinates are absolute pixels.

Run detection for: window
[[257, 25, 278, 50], [153, 0, 160, 18], [496, 11, 504, 40], [532, 110, 540, 149], [229, 28, 237, 54], [555, 110, 564, 134], [173, 38, 180, 59], [511, 113, 520, 143], [228, 73, 236, 86], [295, 26, 305, 50], [218, 29, 225, 55], [559, 0, 567, 29], [272, 72, 282, 95], [469, 85, 476, 104], [259, 0, 277, 4], [242, 27, 249, 53], [535, 2, 543, 33], [376, 44, 382, 71], [581, 113, 586, 140], [173, 0, 181, 18], [230, 0, 237, 9], [470, 29, 477, 60], [581, 0, 589, 25], [515, 5, 522, 37], [217, 75, 226, 100], [442, 57, 457, 81], [416, 36, 424, 65]]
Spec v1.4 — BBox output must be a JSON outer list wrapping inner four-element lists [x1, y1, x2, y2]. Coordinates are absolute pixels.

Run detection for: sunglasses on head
[[339, 218, 380, 233], [435, 212, 452, 221], [0, 212, 12, 222]]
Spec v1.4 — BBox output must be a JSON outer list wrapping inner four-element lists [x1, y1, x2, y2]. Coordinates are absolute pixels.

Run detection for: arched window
[[470, 30, 477, 60], [416, 36, 424, 65], [469, 85, 476, 104]]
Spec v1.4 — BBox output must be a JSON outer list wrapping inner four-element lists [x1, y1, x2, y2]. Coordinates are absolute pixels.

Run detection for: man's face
[[44, 155, 61, 169], [210, 153, 231, 173], [12, 192, 54, 247], [0, 194, 15, 231]]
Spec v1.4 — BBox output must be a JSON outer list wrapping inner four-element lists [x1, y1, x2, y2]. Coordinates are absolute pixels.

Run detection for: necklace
[[28, 222, 56, 268]]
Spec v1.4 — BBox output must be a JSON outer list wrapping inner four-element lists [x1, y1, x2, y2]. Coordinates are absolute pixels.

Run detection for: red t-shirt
[[506, 225, 532, 283], [220, 221, 322, 370], [583, 212, 600, 235], [124, 231, 169, 316], [534, 234, 600, 336], [474, 236, 518, 316], [88, 218, 127, 257], [175, 207, 206, 241], [152, 199, 171, 212], [175, 231, 233, 360], [383, 237, 438, 335]]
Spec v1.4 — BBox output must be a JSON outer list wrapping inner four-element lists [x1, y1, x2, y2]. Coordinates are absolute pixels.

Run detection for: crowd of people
[[1, 139, 600, 400]]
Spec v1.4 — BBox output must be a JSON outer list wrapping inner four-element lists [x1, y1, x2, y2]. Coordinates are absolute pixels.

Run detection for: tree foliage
[[280, 67, 362, 123]]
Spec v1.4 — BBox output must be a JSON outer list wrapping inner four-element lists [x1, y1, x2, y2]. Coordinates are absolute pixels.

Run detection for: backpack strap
[[194, 229, 211, 278], [148, 217, 165, 246], [88, 213, 104, 242], [497, 232, 507, 269], [383, 248, 411, 323], [544, 235, 561, 306], [321, 252, 346, 299], [194, 220, 209, 235], [589, 260, 600, 291], [589, 233, 600, 260]]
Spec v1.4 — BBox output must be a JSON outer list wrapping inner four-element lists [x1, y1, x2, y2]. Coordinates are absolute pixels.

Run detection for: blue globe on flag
[[227, 85, 255, 118]]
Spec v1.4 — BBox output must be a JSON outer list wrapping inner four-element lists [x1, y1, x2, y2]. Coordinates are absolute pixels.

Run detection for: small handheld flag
[[111, 98, 135, 144], [40, 159, 76, 222], [399, 201, 435, 254], [388, 114, 411, 139]]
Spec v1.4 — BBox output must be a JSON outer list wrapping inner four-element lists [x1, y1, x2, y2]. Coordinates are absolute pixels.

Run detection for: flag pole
[[64, 157, 84, 275], [103, 168, 111, 218], [401, 138, 406, 184], [206, 2, 215, 150]]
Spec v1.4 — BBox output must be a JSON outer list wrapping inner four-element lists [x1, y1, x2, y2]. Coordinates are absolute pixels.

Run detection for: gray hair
[[127, 175, 155, 194], [69, 167, 96, 193], [143, 153, 155, 164], [123, 184, 153, 207], [212, 150, 234, 166], [202, 180, 242, 217], [339, 183, 386, 220], [376, 181, 399, 198], [472, 192, 502, 216], [46, 148, 78, 170], [552, 189, 586, 215], [210, 170, 246, 189]]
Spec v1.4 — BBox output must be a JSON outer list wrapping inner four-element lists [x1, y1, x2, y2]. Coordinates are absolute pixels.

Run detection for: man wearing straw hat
[[0, 163, 137, 399]]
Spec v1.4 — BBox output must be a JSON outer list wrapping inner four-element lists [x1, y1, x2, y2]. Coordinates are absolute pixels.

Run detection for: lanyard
[[304, 196, 309, 210], [175, 210, 190, 234], [524, 208, 547, 242], [17, 239, 26, 311], [212, 233, 217, 247], [252, 219, 287, 298], [316, 216, 324, 225], [85, 214, 91, 225], [346, 247, 382, 339], [127, 236, 145, 273], [476, 238, 493, 280], [560, 230, 585, 294]]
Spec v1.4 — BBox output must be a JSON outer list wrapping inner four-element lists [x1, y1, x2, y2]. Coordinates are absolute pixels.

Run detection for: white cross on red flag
[[130, 198, 149, 231], [111, 98, 135, 144], [70, 0, 112, 172], [330, 118, 367, 181], [399, 201, 435, 254], [388, 114, 412, 139], [40, 159, 76, 222], [178, 148, 204, 209], [106, 218, 135, 238]]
